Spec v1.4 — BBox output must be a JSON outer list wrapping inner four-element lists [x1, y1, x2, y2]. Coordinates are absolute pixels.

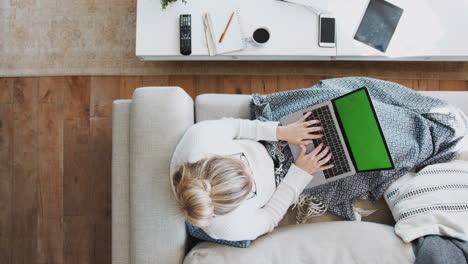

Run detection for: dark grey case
[[354, 0, 404, 52]]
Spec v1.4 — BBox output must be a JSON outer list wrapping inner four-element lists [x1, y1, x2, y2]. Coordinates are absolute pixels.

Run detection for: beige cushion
[[458, 151, 468, 161], [184, 221, 415, 264], [195, 93, 251, 122]]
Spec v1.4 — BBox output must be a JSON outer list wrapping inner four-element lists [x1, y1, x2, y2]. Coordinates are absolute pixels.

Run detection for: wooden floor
[[0, 75, 467, 264]]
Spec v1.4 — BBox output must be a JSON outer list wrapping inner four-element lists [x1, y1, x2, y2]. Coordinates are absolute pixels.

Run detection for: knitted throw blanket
[[250, 77, 468, 220]]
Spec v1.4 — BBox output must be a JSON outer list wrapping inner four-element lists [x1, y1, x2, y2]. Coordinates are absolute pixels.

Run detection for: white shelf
[[136, 0, 468, 61]]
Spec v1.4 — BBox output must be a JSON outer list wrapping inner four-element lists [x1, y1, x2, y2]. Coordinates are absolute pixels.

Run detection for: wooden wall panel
[[141, 75, 169, 87], [37, 78, 65, 263], [93, 215, 111, 264], [386, 79, 419, 89], [64, 76, 92, 217], [90, 77, 121, 117], [303, 75, 324, 88], [119, 76, 143, 99], [417, 80, 440, 91], [278, 75, 305, 91], [223, 75, 252, 94], [37, 102, 64, 264], [169, 75, 196, 98], [251, 75, 278, 94], [0, 78, 13, 104], [37, 216, 63, 264], [439, 80, 468, 91], [63, 121, 93, 216], [12, 77, 39, 263], [90, 117, 112, 216], [0, 104, 13, 264], [39, 77, 65, 104], [64, 77, 91, 120], [64, 216, 94, 264], [196, 75, 224, 94]]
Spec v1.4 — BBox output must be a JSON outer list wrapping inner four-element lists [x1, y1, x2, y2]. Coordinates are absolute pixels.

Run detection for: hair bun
[[172, 156, 253, 228], [201, 179, 212, 193], [177, 177, 214, 227]]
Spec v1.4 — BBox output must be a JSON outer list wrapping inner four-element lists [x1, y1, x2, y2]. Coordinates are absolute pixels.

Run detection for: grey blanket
[[414, 236, 468, 264], [250, 77, 467, 220]]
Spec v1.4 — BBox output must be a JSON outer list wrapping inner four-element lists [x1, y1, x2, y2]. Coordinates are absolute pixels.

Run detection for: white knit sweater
[[169, 118, 314, 241]]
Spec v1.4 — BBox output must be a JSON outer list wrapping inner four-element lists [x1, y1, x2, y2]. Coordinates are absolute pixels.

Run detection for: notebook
[[203, 11, 247, 56], [354, 0, 404, 53]]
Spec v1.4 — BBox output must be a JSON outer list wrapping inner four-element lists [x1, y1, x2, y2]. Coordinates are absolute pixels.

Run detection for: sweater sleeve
[[191, 118, 279, 142], [203, 164, 313, 241]]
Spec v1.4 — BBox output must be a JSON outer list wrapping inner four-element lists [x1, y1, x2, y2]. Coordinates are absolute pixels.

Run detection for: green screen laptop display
[[332, 88, 393, 171]]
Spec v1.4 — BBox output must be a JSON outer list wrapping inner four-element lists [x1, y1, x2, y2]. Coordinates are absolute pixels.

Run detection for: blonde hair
[[172, 155, 253, 228]]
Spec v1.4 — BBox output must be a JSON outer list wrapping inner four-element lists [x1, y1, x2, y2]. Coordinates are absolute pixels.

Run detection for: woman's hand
[[277, 112, 323, 145], [294, 143, 334, 174]]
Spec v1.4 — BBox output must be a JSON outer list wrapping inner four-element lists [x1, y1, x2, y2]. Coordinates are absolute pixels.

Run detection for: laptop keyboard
[[305, 106, 351, 179]]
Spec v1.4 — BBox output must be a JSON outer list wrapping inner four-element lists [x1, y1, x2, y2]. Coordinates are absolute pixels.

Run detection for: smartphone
[[319, 14, 336, 48]]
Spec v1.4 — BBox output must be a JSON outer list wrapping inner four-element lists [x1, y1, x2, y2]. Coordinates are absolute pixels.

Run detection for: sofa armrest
[[130, 87, 194, 264], [112, 100, 132, 264]]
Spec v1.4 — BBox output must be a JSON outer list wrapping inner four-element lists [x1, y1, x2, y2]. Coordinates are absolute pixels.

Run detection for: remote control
[[180, 14, 191, 56]]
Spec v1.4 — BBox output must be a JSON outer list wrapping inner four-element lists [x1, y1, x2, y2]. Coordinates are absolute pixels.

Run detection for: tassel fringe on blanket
[[292, 194, 327, 224]]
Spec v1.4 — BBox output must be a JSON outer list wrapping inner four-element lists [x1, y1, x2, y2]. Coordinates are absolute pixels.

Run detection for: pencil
[[219, 11, 235, 43]]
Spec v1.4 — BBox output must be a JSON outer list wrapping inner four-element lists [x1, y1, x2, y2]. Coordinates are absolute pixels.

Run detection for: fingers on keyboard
[[307, 106, 350, 179]]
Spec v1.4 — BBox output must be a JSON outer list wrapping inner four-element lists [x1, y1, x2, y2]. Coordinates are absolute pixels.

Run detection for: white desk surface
[[332, 0, 468, 59], [136, 0, 468, 61]]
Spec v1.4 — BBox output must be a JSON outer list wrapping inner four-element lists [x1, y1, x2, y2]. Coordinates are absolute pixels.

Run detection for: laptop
[[280, 87, 394, 188]]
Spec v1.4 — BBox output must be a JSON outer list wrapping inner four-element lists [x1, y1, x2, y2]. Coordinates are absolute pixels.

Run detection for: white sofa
[[112, 87, 468, 264]]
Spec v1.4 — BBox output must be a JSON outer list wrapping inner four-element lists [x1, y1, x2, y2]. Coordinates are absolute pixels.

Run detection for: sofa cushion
[[195, 94, 251, 122], [459, 151, 468, 162], [184, 221, 415, 264]]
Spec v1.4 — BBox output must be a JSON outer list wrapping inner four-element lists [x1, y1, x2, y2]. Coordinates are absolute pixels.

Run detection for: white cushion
[[421, 91, 468, 114], [184, 221, 415, 264], [385, 160, 468, 243]]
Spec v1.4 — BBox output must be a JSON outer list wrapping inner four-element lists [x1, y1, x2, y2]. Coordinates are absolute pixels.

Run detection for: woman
[[169, 112, 333, 241]]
